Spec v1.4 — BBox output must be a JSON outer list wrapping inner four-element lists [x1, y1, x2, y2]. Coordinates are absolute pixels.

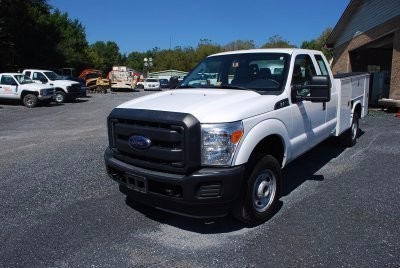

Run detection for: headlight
[[201, 121, 244, 166]]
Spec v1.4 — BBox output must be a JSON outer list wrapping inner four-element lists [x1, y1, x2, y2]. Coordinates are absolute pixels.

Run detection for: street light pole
[[143, 57, 153, 78]]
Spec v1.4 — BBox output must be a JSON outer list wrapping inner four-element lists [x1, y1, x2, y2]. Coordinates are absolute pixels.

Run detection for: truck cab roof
[[210, 48, 324, 57]]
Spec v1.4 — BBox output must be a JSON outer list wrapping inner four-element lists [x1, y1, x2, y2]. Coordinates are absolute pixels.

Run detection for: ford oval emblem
[[128, 135, 152, 150]]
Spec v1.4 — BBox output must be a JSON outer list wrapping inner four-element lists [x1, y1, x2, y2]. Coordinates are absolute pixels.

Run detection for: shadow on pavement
[[124, 137, 351, 233]]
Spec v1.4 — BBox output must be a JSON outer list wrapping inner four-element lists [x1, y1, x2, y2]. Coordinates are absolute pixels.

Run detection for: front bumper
[[38, 95, 53, 101], [104, 147, 245, 218], [79, 86, 88, 97]]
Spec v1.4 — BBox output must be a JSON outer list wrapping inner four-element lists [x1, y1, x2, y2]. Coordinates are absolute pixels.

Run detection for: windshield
[[179, 52, 289, 93], [44, 71, 62, 81], [15, 74, 34, 84]]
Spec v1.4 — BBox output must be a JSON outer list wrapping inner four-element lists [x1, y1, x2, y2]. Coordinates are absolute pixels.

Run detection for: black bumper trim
[[105, 147, 246, 218]]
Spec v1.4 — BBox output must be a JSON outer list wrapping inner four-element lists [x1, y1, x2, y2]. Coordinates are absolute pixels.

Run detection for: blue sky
[[49, 0, 349, 54]]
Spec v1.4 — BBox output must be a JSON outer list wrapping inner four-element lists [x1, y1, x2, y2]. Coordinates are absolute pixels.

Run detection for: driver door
[[290, 54, 327, 157], [0, 75, 18, 98]]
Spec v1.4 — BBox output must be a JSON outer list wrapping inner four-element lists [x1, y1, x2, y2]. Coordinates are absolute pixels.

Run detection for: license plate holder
[[125, 173, 148, 194]]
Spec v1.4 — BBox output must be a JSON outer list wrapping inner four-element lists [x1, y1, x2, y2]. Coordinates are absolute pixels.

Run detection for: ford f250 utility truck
[[104, 49, 369, 225], [0, 73, 55, 108], [22, 69, 82, 103]]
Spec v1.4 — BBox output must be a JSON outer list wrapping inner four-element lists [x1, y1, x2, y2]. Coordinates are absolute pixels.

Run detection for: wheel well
[[21, 90, 38, 98], [353, 102, 362, 118], [55, 87, 66, 93], [249, 135, 284, 167]]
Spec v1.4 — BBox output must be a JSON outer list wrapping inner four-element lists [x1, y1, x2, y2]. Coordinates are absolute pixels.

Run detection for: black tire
[[233, 155, 282, 226], [340, 113, 359, 147], [22, 94, 38, 108], [54, 91, 66, 104]]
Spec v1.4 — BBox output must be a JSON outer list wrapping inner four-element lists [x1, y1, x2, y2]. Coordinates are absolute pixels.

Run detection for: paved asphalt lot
[[0, 91, 399, 267]]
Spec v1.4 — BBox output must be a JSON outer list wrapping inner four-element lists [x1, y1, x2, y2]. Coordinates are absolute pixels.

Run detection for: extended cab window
[[314, 55, 329, 75]]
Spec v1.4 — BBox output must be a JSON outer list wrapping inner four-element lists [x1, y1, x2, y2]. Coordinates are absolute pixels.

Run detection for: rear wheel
[[233, 155, 281, 226], [22, 94, 38, 108], [340, 113, 359, 147]]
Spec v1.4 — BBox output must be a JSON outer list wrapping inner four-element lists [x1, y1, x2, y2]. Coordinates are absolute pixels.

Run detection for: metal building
[[326, 0, 400, 107]]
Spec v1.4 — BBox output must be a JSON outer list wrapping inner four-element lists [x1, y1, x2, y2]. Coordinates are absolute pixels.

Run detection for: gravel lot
[[1, 91, 399, 267]]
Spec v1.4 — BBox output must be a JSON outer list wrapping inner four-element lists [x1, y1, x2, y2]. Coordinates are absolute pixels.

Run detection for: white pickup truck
[[0, 73, 55, 108], [104, 49, 369, 225], [22, 69, 82, 103]]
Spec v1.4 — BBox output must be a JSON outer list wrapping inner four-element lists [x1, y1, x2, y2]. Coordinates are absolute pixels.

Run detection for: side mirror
[[40, 77, 48, 83], [292, 75, 331, 103]]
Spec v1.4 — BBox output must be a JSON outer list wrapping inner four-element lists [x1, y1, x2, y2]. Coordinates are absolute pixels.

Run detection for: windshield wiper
[[176, 85, 196, 89], [215, 84, 250, 91]]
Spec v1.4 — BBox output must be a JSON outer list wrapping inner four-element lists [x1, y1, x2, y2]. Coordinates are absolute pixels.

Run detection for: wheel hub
[[253, 170, 276, 212]]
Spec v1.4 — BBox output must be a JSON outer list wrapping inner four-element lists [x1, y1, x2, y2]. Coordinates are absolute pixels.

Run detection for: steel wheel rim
[[26, 97, 34, 106], [252, 170, 276, 213], [56, 94, 63, 102]]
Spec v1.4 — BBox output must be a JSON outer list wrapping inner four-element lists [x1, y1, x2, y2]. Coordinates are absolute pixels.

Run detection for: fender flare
[[54, 87, 67, 93], [351, 99, 363, 118], [234, 118, 291, 167]]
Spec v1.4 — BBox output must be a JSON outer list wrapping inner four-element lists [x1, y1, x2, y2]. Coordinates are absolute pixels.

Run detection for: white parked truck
[[0, 73, 55, 108], [22, 69, 82, 103], [104, 49, 369, 225]]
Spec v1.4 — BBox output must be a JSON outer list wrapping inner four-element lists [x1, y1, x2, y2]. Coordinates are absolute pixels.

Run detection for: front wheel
[[233, 155, 281, 226], [54, 91, 66, 104], [22, 94, 38, 108]]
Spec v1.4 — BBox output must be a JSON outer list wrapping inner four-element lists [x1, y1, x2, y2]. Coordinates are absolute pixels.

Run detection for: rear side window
[[315, 55, 329, 75]]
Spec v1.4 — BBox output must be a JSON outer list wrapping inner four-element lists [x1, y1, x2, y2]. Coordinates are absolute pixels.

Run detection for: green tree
[[48, 9, 89, 71], [195, 39, 222, 64], [261, 35, 296, 48], [87, 41, 122, 74], [126, 51, 145, 72], [0, 0, 91, 72], [223, 40, 255, 51], [301, 28, 333, 60], [0, 0, 57, 71]]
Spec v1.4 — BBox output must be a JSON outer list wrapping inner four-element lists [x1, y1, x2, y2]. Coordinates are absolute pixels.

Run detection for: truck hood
[[117, 89, 281, 123], [47, 79, 78, 87], [20, 82, 53, 91]]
